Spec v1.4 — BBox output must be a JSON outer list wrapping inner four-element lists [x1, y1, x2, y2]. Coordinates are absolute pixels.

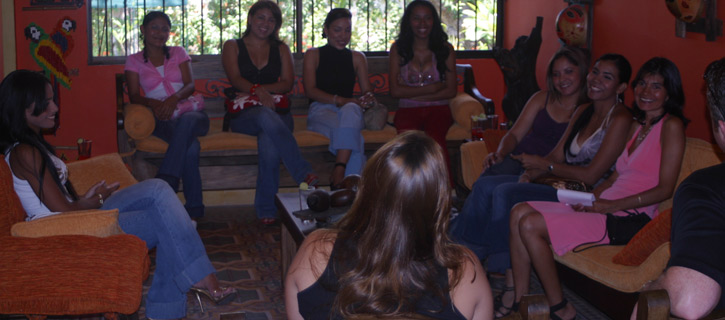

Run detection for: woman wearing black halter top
[[222, 0, 318, 225]]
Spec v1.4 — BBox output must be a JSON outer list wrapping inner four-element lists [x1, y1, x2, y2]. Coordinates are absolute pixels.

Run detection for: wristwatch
[[548, 164, 554, 172]]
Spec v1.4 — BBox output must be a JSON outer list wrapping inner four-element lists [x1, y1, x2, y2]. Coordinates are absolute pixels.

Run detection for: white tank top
[[5, 144, 68, 221]]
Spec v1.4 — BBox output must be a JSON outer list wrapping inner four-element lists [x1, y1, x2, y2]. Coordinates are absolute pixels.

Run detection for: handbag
[[363, 100, 388, 130], [223, 87, 290, 115], [606, 209, 652, 245], [533, 175, 591, 192], [171, 92, 205, 119]]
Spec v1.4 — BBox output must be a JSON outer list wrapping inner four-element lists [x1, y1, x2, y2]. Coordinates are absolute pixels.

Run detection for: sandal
[[493, 286, 517, 319], [549, 298, 576, 320], [330, 162, 346, 190], [304, 173, 320, 188], [190, 286, 237, 313]]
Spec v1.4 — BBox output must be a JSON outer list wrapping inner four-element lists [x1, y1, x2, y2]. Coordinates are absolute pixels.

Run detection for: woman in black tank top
[[303, 8, 376, 189], [221, 1, 318, 225]]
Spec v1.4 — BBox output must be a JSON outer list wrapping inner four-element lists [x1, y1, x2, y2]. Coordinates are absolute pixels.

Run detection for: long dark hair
[[242, 0, 283, 45], [328, 131, 470, 317], [704, 57, 725, 123], [322, 8, 352, 38], [631, 57, 689, 126], [546, 46, 590, 104], [563, 53, 632, 157], [141, 11, 171, 63], [394, 0, 450, 78], [0, 70, 69, 201]]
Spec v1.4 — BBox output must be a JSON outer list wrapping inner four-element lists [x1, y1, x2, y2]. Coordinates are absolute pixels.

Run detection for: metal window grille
[[88, 0, 501, 61]]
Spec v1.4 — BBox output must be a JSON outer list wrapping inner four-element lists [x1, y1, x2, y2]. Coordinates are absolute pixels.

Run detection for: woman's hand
[[83, 180, 121, 207], [518, 171, 532, 183], [573, 198, 619, 214], [155, 96, 177, 120], [483, 152, 504, 170], [256, 86, 276, 109], [511, 153, 547, 171], [359, 92, 377, 110]]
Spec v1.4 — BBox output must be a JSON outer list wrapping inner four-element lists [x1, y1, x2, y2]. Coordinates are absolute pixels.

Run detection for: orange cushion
[[612, 208, 672, 266]]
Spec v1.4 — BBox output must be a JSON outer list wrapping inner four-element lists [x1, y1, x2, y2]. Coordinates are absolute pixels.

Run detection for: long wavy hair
[[630, 57, 689, 126], [326, 131, 471, 317], [241, 0, 283, 45], [394, 0, 450, 79], [704, 57, 725, 123], [0, 70, 70, 201], [546, 45, 590, 104], [140, 11, 171, 63], [563, 53, 632, 158]]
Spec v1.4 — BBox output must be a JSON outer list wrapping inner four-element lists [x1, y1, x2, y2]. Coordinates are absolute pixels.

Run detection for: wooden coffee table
[[275, 192, 319, 278]]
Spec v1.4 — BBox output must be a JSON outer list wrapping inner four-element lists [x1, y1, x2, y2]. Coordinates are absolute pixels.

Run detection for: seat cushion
[[554, 242, 670, 293], [0, 234, 149, 315]]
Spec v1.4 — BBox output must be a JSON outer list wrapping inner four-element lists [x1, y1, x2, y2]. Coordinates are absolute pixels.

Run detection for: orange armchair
[[0, 153, 149, 319]]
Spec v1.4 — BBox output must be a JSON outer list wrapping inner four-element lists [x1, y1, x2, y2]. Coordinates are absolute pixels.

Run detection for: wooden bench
[[116, 55, 492, 192]]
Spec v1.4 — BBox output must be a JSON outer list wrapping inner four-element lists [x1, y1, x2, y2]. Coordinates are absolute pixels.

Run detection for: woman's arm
[[486, 91, 549, 171], [516, 105, 634, 186], [450, 249, 493, 320], [221, 39, 252, 93], [389, 43, 455, 100], [590, 117, 685, 213], [353, 50, 372, 95], [8, 144, 118, 212], [284, 229, 335, 319]]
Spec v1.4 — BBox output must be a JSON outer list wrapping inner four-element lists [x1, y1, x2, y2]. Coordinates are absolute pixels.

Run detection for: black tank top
[[315, 44, 356, 99], [296, 238, 467, 320], [236, 39, 281, 85]]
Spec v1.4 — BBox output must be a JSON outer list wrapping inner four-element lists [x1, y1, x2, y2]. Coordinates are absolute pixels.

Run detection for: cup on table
[[77, 139, 92, 160], [500, 122, 509, 130], [487, 114, 499, 130], [470, 118, 485, 141]]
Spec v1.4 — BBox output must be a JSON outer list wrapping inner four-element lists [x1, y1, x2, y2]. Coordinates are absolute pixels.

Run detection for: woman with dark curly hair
[[285, 131, 492, 319], [389, 0, 457, 184]]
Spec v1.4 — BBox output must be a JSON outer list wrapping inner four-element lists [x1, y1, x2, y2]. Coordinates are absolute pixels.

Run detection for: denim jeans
[[103, 179, 216, 319], [307, 101, 366, 175], [450, 168, 557, 273], [153, 111, 210, 218], [229, 106, 312, 219]]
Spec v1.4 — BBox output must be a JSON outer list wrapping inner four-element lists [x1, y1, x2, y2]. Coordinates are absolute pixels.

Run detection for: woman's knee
[[340, 103, 363, 116]]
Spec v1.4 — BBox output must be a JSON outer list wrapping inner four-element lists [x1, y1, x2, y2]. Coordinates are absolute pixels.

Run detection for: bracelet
[[637, 195, 642, 205], [333, 95, 338, 106], [97, 193, 104, 205], [250, 84, 261, 96]]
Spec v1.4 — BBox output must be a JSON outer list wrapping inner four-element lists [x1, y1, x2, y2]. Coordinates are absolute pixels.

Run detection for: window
[[89, 0, 502, 64]]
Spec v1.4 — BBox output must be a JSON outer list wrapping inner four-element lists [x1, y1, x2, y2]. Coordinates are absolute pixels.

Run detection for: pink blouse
[[124, 46, 190, 100]]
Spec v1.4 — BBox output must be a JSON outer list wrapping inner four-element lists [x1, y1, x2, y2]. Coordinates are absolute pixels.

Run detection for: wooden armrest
[[456, 64, 494, 115], [520, 294, 549, 320], [636, 289, 669, 320], [11, 209, 123, 238], [66, 153, 137, 194]]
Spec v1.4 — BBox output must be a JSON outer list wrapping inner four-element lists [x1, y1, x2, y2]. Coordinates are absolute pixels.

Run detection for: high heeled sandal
[[493, 286, 517, 319], [190, 286, 237, 313], [549, 298, 576, 320], [304, 173, 320, 188], [330, 162, 346, 190]]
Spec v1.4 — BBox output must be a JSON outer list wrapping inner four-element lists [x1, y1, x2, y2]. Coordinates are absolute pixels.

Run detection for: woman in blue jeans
[[303, 8, 375, 189], [452, 53, 634, 318], [222, 1, 318, 224], [125, 11, 209, 219], [0, 70, 236, 319]]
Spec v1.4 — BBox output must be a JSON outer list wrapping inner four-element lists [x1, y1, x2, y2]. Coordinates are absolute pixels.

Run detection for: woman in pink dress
[[507, 57, 688, 320]]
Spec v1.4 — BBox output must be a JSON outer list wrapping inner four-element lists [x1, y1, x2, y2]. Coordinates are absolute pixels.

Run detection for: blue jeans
[[103, 179, 216, 319], [153, 111, 210, 218], [229, 106, 312, 219], [307, 101, 366, 175], [451, 168, 558, 273]]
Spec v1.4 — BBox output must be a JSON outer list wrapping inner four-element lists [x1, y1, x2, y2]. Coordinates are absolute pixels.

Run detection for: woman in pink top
[[389, 0, 457, 184], [507, 57, 688, 320], [125, 11, 209, 220]]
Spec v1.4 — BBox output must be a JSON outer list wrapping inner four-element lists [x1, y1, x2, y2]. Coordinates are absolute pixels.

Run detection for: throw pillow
[[612, 208, 672, 266]]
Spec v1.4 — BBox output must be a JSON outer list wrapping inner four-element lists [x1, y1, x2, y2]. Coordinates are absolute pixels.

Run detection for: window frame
[[86, 0, 504, 65]]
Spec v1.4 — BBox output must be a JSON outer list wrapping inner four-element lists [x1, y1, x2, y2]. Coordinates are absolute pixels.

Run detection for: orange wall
[[504, 0, 725, 142], [11, 0, 722, 158]]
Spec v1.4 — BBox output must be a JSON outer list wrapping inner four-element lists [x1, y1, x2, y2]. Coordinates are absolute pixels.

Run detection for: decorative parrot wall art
[[24, 17, 76, 89]]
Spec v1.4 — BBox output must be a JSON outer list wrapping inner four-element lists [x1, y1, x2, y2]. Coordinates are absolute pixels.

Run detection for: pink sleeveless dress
[[528, 117, 665, 255]]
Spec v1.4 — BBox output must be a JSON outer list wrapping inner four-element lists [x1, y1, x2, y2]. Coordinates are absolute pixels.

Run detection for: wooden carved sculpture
[[494, 17, 543, 123]]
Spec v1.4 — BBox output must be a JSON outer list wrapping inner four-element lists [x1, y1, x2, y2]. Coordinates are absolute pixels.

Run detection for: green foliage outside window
[[90, 0, 498, 58]]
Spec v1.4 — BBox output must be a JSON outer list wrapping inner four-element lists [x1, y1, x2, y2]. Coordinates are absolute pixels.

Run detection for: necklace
[[636, 124, 653, 143]]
